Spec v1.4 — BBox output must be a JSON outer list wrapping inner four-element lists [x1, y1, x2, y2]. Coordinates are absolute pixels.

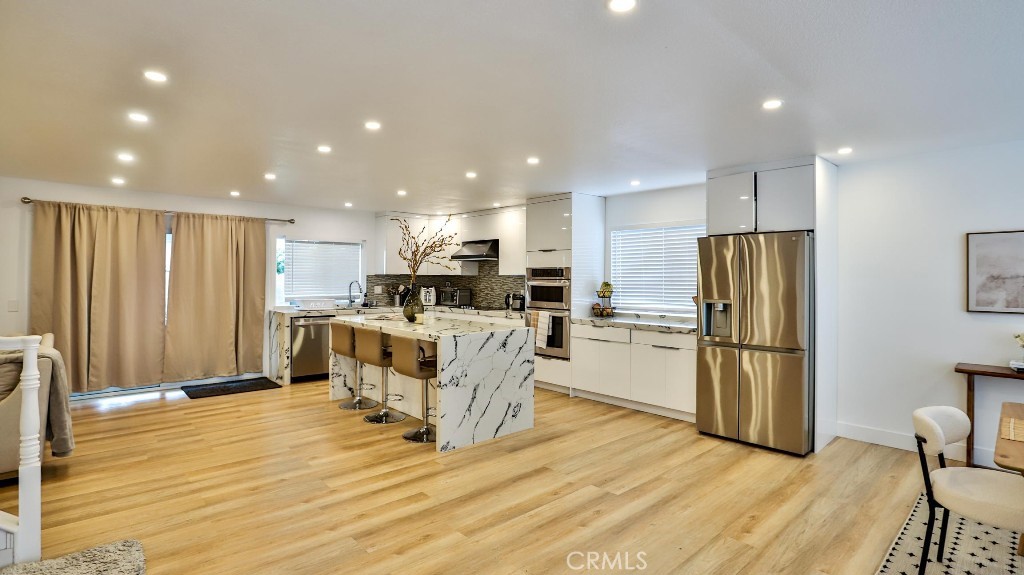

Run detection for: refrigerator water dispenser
[[703, 301, 732, 338]]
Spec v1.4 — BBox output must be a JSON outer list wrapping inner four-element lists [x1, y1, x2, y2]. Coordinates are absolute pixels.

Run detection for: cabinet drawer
[[631, 330, 696, 350], [571, 324, 631, 343]]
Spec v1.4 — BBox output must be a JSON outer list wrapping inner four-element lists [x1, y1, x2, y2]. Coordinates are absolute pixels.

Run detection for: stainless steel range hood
[[451, 239, 499, 261]]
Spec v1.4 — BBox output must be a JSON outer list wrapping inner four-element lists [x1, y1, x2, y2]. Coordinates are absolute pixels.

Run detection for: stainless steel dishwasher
[[290, 316, 333, 379]]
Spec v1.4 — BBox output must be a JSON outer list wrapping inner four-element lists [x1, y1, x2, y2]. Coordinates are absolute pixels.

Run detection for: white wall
[[0, 176, 376, 376], [837, 140, 1024, 465]]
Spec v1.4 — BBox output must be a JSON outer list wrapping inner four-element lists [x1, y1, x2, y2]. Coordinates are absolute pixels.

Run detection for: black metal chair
[[912, 405, 1024, 574]]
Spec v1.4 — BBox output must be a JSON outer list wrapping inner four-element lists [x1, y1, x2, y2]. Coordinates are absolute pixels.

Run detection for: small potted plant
[[393, 217, 458, 323]]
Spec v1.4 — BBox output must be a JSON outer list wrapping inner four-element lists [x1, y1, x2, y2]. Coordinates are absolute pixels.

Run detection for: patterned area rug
[[878, 494, 1021, 574], [0, 540, 144, 575]]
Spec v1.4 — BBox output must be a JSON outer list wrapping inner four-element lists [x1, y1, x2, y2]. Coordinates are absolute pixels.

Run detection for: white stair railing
[[0, 335, 42, 567]]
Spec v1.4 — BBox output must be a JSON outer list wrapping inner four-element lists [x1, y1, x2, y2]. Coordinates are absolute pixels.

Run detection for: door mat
[[180, 377, 281, 399]]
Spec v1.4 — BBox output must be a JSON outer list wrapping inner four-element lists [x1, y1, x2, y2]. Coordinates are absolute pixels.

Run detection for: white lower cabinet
[[572, 327, 697, 415], [570, 330, 630, 398], [630, 344, 697, 413]]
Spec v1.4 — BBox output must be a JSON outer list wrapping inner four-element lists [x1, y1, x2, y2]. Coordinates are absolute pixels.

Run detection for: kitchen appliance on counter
[[438, 287, 472, 307], [421, 286, 436, 306], [696, 231, 814, 455], [505, 292, 526, 312], [291, 315, 333, 379], [525, 267, 571, 310]]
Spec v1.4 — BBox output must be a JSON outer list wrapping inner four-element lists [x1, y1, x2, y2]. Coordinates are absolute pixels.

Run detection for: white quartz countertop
[[331, 314, 531, 342], [570, 316, 698, 334]]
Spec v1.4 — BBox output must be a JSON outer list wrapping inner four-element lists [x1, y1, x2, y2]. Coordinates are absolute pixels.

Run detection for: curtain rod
[[19, 197, 296, 224]]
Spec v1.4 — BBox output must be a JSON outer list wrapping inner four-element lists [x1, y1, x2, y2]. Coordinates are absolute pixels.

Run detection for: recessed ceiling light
[[466, 171, 478, 179], [230, 190, 240, 197], [739, 225, 748, 229], [143, 70, 167, 83], [527, 157, 540, 165], [117, 152, 135, 163], [762, 99, 783, 110], [493, 202, 501, 207], [111, 177, 125, 186], [462, 214, 468, 218], [630, 180, 640, 186], [264, 173, 276, 181], [561, 227, 567, 230], [344, 202, 353, 208], [397, 189, 407, 196], [838, 147, 853, 155], [364, 120, 381, 131], [436, 211, 443, 215], [608, 0, 637, 13], [127, 112, 149, 124], [317, 145, 332, 154], [563, 213, 570, 217], [740, 196, 750, 200]]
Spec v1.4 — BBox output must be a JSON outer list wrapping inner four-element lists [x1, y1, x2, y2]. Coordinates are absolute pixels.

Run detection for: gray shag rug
[[0, 540, 144, 575], [877, 493, 1020, 574]]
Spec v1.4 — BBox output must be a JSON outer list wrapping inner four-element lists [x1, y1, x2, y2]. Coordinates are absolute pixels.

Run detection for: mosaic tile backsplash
[[366, 261, 525, 310]]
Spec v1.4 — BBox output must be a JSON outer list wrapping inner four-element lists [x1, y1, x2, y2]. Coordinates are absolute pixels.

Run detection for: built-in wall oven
[[526, 267, 572, 359], [526, 309, 571, 359], [525, 267, 571, 310]]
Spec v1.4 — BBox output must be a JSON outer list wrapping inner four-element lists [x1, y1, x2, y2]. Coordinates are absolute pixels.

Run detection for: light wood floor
[[1, 381, 922, 574]]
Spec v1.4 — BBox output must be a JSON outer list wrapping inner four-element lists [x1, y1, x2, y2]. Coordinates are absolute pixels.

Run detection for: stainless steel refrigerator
[[696, 231, 814, 455]]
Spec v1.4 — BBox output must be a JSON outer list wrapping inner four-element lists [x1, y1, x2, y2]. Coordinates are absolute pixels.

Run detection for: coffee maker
[[505, 292, 526, 312]]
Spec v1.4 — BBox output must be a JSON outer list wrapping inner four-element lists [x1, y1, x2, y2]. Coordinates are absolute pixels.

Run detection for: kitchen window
[[282, 240, 362, 301], [610, 223, 706, 315]]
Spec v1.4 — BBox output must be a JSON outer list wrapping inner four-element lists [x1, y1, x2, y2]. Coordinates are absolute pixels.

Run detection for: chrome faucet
[[348, 280, 363, 309]]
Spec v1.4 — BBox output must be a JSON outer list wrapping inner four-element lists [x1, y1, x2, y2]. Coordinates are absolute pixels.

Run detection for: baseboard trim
[[837, 421, 967, 462], [572, 389, 696, 423], [535, 381, 569, 395]]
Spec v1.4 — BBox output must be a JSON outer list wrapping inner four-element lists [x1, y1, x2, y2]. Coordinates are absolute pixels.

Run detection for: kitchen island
[[330, 314, 535, 452]]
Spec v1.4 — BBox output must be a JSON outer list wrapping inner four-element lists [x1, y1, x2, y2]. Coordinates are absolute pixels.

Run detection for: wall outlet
[[373, 286, 383, 294], [7, 300, 18, 313]]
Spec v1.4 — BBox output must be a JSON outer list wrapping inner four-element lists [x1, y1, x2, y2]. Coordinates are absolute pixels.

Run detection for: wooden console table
[[955, 363, 1024, 467]]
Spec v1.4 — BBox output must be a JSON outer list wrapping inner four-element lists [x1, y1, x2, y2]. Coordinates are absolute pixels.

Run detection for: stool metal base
[[338, 396, 379, 411], [402, 425, 436, 444], [363, 409, 406, 424]]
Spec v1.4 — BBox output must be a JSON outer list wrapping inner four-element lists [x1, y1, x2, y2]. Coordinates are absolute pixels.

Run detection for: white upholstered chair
[[912, 406, 1024, 574]]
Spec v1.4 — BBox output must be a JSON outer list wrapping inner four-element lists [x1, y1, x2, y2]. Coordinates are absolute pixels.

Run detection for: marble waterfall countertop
[[570, 315, 698, 334], [330, 313, 535, 452], [331, 314, 521, 342], [272, 305, 526, 322]]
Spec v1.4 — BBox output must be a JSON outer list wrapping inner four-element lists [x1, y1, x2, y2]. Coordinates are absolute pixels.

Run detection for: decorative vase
[[403, 283, 424, 323]]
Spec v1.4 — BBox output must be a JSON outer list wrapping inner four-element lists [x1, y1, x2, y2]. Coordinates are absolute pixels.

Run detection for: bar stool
[[330, 323, 378, 411], [354, 326, 406, 424], [391, 336, 438, 443]]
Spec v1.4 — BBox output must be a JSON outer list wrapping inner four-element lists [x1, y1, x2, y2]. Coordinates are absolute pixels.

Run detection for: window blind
[[610, 224, 706, 314], [283, 240, 362, 299]]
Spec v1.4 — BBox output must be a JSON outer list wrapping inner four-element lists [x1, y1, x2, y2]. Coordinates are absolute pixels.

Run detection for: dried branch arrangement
[[393, 217, 459, 283]]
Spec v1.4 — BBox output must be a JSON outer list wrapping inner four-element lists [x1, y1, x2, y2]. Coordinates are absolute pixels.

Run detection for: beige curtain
[[30, 201, 167, 392], [163, 213, 266, 382]]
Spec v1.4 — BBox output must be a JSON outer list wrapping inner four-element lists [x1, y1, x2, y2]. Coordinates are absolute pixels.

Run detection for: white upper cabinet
[[496, 208, 526, 275], [421, 216, 462, 276], [374, 215, 410, 275], [755, 164, 815, 232], [453, 207, 526, 275], [526, 198, 572, 252], [706, 172, 755, 236]]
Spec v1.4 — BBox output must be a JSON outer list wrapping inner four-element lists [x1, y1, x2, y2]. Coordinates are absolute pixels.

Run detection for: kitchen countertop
[[331, 314, 530, 342], [272, 305, 525, 321], [570, 316, 697, 334]]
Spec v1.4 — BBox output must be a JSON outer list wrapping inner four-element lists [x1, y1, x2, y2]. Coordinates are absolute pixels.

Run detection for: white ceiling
[[1, 1, 1023, 213]]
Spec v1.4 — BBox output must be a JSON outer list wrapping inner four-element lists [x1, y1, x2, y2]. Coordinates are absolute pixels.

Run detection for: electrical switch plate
[[373, 286, 383, 294], [7, 300, 18, 312]]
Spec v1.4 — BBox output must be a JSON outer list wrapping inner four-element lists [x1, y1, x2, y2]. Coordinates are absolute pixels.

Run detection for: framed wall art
[[967, 230, 1024, 313]]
